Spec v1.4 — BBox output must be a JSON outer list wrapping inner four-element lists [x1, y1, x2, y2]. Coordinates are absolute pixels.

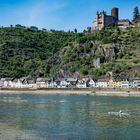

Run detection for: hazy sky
[[0, 0, 140, 31]]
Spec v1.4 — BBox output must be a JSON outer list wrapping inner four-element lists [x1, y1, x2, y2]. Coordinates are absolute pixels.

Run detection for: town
[[0, 1, 140, 140], [0, 7, 140, 90], [0, 77, 140, 89]]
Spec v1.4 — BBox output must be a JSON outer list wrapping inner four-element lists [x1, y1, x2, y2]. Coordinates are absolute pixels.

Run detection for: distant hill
[[0, 26, 140, 79]]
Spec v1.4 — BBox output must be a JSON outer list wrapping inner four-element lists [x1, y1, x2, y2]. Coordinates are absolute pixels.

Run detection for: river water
[[0, 93, 140, 140]]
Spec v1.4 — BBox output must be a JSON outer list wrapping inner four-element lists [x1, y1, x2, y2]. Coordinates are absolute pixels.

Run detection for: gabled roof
[[129, 78, 140, 81], [58, 78, 67, 81], [1, 78, 13, 81], [12, 79, 18, 82], [55, 79, 61, 82], [36, 78, 50, 82], [19, 77, 28, 81], [113, 75, 123, 82], [118, 19, 130, 22], [67, 78, 78, 82], [27, 79, 36, 84], [89, 79, 96, 82], [97, 79, 109, 82]]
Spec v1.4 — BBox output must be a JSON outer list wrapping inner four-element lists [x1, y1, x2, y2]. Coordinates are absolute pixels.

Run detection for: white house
[[60, 79, 68, 88], [36, 78, 48, 88], [66, 78, 78, 87], [54, 79, 61, 88], [76, 80, 87, 88], [1, 78, 13, 88], [27, 79, 37, 88], [12, 79, 23, 88], [21, 78, 29, 88], [130, 78, 140, 88], [0, 80, 4, 87], [88, 79, 96, 88], [10, 78, 29, 88], [47, 80, 57, 88], [121, 80, 130, 88], [96, 79, 108, 88]]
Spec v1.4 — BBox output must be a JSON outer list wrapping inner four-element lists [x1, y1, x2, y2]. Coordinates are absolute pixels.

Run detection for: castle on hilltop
[[92, 7, 131, 30]]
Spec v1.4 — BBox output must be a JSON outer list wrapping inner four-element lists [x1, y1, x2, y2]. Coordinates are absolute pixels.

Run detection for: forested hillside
[[0, 27, 75, 77], [0, 26, 140, 78]]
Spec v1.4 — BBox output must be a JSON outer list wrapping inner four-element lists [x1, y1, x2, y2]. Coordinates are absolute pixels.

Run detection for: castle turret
[[96, 11, 99, 20], [101, 10, 106, 28], [111, 7, 119, 21], [96, 11, 99, 26], [102, 10, 106, 15], [96, 10, 99, 15]]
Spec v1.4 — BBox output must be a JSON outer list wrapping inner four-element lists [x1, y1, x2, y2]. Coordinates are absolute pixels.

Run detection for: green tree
[[74, 28, 77, 33], [87, 27, 91, 33], [133, 6, 139, 21]]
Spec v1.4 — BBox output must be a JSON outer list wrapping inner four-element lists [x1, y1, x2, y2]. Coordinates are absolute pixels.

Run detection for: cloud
[[25, 1, 68, 27], [1, 0, 68, 29]]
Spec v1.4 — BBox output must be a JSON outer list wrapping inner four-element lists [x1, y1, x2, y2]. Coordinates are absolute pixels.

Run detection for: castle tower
[[101, 10, 106, 28], [96, 11, 99, 24], [111, 7, 119, 21], [93, 11, 99, 29]]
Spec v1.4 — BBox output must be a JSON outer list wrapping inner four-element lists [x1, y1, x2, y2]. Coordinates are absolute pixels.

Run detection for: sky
[[0, 0, 140, 31]]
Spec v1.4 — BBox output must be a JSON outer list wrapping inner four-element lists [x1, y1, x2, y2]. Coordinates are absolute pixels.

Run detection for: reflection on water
[[0, 94, 140, 140], [0, 96, 27, 103]]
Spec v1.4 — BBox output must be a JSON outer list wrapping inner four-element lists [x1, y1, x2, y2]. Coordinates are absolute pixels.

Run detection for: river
[[0, 93, 140, 140]]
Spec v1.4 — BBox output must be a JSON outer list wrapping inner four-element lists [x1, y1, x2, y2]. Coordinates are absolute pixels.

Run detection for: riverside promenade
[[0, 88, 140, 97]]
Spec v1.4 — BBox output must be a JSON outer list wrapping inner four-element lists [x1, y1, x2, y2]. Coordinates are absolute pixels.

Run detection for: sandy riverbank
[[0, 89, 140, 97]]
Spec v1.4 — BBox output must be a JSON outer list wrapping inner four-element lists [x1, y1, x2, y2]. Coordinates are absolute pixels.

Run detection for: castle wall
[[117, 20, 130, 28], [104, 16, 115, 27]]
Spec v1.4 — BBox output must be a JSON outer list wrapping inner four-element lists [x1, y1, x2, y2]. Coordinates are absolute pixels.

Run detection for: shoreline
[[0, 88, 140, 97]]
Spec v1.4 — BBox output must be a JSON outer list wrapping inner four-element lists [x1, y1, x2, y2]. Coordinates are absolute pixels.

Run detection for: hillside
[[0, 27, 75, 77], [49, 27, 140, 79], [0, 26, 140, 79]]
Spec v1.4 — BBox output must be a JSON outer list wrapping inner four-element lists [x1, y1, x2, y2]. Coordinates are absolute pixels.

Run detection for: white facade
[[133, 79, 140, 88], [3, 80, 13, 87], [76, 80, 87, 88], [121, 80, 130, 88], [88, 80, 96, 87], [96, 81, 108, 88], [44, 81, 57, 88], [28, 83, 37, 88], [0, 81, 4, 87], [60, 80, 67, 88]]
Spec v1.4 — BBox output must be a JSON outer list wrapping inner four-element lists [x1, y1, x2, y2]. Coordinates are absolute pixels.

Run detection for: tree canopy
[[133, 6, 140, 21]]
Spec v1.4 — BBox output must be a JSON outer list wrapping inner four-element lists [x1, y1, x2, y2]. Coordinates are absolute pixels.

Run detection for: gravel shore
[[0, 89, 140, 97]]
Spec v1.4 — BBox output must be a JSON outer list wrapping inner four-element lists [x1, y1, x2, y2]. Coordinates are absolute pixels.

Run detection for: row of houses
[[0, 77, 140, 89]]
